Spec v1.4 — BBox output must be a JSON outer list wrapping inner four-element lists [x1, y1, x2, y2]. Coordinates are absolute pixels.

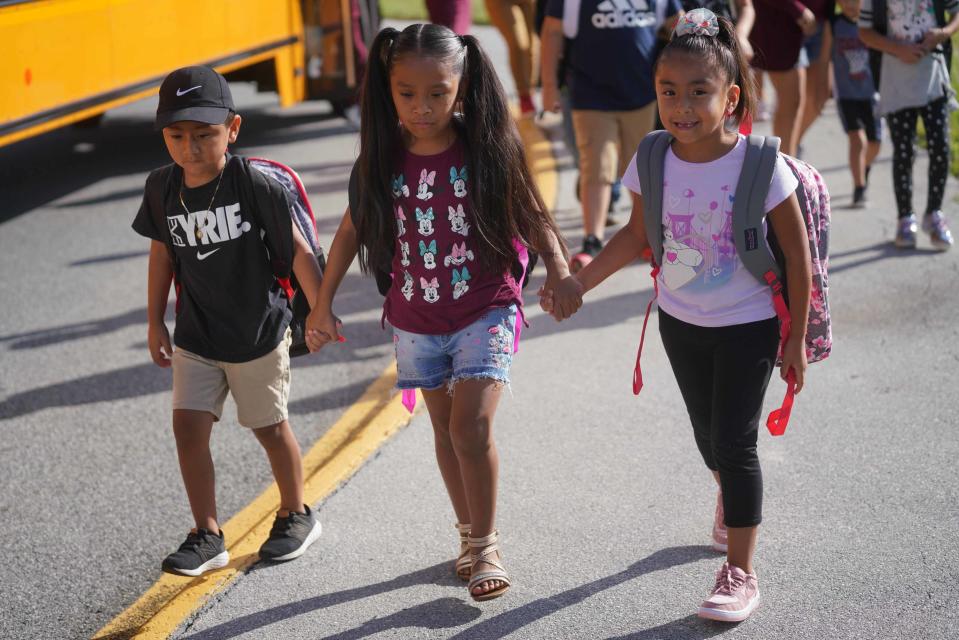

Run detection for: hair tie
[[674, 8, 720, 38]]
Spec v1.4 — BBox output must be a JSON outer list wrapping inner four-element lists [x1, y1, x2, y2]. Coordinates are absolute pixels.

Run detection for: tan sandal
[[454, 522, 471, 581], [467, 530, 511, 601]]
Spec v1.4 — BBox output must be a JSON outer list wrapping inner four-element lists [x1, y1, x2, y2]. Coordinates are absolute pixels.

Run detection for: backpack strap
[[237, 157, 295, 281], [145, 164, 180, 284], [636, 129, 673, 268], [732, 135, 782, 287], [562, 0, 582, 38], [631, 130, 671, 395], [730, 136, 800, 436], [935, 0, 953, 74], [871, 0, 887, 35]]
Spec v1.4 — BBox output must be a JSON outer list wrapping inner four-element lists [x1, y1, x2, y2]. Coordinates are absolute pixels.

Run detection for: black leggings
[[886, 97, 950, 219], [659, 309, 780, 528]]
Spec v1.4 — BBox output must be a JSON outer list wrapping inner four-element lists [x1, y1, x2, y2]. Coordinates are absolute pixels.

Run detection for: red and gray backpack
[[248, 157, 326, 356], [634, 131, 832, 434]]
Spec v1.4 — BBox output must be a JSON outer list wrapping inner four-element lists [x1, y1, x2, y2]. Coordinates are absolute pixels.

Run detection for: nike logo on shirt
[[176, 85, 202, 96], [197, 248, 221, 260]]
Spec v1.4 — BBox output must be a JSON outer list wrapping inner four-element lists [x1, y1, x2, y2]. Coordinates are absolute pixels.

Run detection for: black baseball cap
[[155, 66, 235, 130]]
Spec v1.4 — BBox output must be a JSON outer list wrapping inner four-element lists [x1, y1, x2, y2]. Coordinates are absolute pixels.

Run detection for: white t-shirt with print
[[622, 135, 800, 328], [861, 0, 937, 43]]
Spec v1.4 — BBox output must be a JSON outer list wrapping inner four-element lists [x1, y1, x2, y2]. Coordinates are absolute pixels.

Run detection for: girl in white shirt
[[555, 8, 811, 623]]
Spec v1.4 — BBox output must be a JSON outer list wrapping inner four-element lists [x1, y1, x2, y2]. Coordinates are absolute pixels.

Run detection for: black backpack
[[147, 157, 325, 357]]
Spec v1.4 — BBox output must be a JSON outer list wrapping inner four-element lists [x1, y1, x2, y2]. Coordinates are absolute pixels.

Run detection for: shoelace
[[270, 514, 296, 535], [713, 565, 746, 596], [179, 530, 208, 552]]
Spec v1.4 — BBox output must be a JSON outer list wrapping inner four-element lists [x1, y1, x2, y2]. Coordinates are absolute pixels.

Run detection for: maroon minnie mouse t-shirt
[[384, 138, 521, 335]]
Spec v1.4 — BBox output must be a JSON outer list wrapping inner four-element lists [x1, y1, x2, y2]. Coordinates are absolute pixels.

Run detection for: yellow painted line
[[93, 363, 420, 640], [516, 115, 559, 212]]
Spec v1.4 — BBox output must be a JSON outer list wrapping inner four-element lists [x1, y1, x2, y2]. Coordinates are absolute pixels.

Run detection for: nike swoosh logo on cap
[[176, 85, 203, 96], [197, 248, 221, 260]]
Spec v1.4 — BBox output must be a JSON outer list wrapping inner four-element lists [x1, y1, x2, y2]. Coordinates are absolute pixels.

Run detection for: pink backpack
[[635, 132, 832, 434]]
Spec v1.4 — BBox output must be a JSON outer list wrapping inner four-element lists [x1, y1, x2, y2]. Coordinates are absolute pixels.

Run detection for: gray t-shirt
[[831, 14, 877, 101]]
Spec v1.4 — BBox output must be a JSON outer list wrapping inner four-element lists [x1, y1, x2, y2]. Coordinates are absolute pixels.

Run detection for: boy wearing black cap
[[133, 66, 324, 576]]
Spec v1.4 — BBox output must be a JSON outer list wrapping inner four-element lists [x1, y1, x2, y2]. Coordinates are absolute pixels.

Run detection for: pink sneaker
[[697, 562, 760, 622], [712, 491, 727, 552]]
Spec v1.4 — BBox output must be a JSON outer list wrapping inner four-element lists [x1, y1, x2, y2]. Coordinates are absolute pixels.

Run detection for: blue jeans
[[393, 305, 518, 390]]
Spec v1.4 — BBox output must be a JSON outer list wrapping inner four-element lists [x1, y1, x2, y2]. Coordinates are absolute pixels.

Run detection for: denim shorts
[[796, 22, 825, 69], [392, 305, 518, 391]]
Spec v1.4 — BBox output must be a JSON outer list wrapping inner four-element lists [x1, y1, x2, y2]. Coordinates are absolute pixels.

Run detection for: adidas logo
[[592, 0, 657, 29]]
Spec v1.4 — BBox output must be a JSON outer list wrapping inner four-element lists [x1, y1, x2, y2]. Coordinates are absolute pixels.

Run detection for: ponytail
[[655, 16, 757, 126], [355, 27, 403, 278], [459, 34, 568, 271]]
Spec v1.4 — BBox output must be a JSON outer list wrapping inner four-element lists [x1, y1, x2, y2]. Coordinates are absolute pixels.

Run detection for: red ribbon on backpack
[[764, 271, 794, 436], [633, 264, 661, 395]]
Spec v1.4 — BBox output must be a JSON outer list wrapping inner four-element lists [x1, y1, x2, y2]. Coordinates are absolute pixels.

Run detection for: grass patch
[[951, 44, 958, 177], [379, 0, 490, 25], [917, 39, 959, 176]]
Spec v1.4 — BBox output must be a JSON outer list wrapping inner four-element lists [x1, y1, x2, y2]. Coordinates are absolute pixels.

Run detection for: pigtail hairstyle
[[655, 16, 757, 126], [354, 23, 567, 278], [458, 34, 568, 272], [355, 27, 404, 279]]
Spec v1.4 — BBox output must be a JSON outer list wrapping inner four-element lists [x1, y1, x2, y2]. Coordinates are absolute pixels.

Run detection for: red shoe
[[519, 94, 536, 115], [569, 252, 592, 274]]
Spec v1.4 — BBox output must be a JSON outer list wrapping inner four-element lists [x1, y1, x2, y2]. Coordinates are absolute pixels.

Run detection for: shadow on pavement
[[0, 362, 169, 420], [69, 250, 150, 267], [446, 545, 716, 640], [829, 241, 942, 275], [605, 614, 729, 639], [181, 562, 476, 640], [319, 598, 482, 640], [0, 307, 155, 350]]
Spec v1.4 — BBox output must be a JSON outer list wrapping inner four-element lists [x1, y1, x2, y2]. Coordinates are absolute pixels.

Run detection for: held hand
[[780, 336, 808, 394], [544, 274, 584, 321], [896, 41, 927, 64], [537, 284, 555, 315], [797, 8, 817, 36], [305, 307, 343, 353], [148, 323, 173, 368], [921, 28, 948, 51], [540, 83, 561, 115]]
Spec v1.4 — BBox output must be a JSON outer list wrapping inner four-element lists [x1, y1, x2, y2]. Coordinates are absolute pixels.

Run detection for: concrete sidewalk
[[168, 26, 959, 640]]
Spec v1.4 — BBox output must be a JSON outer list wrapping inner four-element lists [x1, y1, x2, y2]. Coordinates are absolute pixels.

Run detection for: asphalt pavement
[[1, 23, 958, 640]]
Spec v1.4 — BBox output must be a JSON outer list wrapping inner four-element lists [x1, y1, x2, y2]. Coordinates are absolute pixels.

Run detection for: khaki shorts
[[572, 102, 658, 185], [172, 329, 291, 429]]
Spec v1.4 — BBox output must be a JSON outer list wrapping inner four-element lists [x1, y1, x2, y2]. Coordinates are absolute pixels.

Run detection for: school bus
[[0, 0, 377, 148]]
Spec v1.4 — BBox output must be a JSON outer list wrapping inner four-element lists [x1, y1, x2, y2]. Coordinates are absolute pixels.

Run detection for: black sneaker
[[582, 234, 604, 257], [162, 528, 229, 577], [852, 185, 867, 209], [259, 504, 322, 562]]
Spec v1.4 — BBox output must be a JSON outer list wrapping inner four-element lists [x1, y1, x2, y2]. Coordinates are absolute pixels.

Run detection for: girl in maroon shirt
[[307, 23, 580, 602], [750, 0, 826, 155]]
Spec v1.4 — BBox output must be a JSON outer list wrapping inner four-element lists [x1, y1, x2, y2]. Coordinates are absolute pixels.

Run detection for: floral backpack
[[635, 132, 832, 435]]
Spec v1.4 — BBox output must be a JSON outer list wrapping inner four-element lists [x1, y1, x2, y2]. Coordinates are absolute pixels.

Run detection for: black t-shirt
[[132, 155, 293, 363]]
